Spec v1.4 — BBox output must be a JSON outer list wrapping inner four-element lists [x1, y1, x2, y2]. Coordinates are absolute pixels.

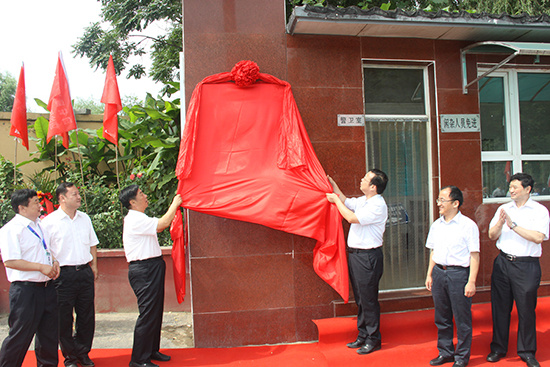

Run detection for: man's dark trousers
[[431, 265, 472, 364], [490, 253, 541, 360], [55, 264, 95, 364], [128, 256, 166, 364], [0, 282, 58, 367], [348, 247, 384, 346]]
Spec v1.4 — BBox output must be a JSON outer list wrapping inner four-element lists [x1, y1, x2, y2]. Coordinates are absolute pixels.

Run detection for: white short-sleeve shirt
[[426, 212, 480, 267], [122, 209, 161, 262], [0, 214, 52, 282], [42, 208, 99, 266], [344, 194, 388, 249], [489, 199, 550, 257]]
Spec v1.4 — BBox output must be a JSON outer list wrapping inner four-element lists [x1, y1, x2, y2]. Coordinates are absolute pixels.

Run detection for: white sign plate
[[440, 114, 481, 132], [338, 114, 365, 127]]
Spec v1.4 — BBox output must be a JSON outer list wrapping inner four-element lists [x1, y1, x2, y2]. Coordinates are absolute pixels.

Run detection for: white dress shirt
[[489, 199, 550, 257], [0, 214, 52, 282], [426, 212, 480, 267], [122, 210, 161, 262], [42, 208, 99, 266], [345, 194, 388, 249]]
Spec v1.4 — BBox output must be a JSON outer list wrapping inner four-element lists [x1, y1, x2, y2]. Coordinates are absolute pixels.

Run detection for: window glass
[[479, 76, 507, 151], [364, 68, 425, 115], [482, 161, 512, 198], [522, 161, 550, 196], [518, 73, 550, 154]]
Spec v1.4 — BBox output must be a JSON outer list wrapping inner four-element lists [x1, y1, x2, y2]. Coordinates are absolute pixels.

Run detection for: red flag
[[101, 55, 122, 145], [47, 52, 77, 148], [9, 65, 29, 150], [170, 208, 186, 303]]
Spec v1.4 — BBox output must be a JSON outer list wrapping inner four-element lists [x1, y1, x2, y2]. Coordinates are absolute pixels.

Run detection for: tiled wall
[[184, 0, 550, 347]]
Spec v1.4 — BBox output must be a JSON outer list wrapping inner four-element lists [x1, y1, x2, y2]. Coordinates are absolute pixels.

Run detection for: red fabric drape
[[175, 65, 348, 302], [9, 65, 28, 150], [170, 209, 186, 303]]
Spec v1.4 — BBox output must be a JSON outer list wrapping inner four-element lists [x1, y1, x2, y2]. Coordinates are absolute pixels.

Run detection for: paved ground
[[0, 312, 194, 349]]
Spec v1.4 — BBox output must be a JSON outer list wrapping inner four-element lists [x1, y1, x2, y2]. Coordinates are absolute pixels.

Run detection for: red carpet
[[21, 297, 550, 366]]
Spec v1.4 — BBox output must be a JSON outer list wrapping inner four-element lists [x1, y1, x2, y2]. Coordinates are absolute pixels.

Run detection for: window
[[363, 65, 432, 290], [479, 70, 550, 200]]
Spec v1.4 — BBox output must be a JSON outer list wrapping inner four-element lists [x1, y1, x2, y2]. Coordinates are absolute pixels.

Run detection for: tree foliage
[[73, 0, 550, 87], [73, 0, 182, 84], [0, 71, 17, 112]]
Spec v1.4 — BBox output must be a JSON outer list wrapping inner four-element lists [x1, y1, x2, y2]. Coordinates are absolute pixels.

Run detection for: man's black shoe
[[151, 351, 171, 362], [346, 339, 365, 348], [78, 355, 95, 367], [521, 356, 540, 367], [356, 343, 381, 355], [429, 355, 455, 366], [129, 362, 159, 367], [486, 352, 506, 362], [452, 361, 467, 367], [64, 363, 78, 367]]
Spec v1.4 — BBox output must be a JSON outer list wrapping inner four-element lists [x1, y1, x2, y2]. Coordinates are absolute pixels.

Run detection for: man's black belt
[[13, 280, 52, 287], [130, 255, 163, 264], [61, 263, 89, 271], [436, 264, 468, 270], [500, 250, 539, 262], [348, 247, 379, 253]]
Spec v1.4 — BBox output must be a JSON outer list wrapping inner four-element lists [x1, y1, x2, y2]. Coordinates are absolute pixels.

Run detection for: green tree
[[0, 71, 17, 112], [72, 0, 182, 84]]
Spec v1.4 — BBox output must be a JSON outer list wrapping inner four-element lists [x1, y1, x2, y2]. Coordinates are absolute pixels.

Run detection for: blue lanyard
[[27, 224, 52, 265]]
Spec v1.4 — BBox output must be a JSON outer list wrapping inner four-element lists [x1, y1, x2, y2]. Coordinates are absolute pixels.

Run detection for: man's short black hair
[[119, 185, 140, 209], [509, 172, 534, 193], [369, 169, 388, 194], [11, 189, 37, 213], [441, 185, 464, 208], [56, 182, 75, 201]]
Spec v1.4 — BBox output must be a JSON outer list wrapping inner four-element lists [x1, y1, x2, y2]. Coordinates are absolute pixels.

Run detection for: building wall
[[184, 0, 550, 347]]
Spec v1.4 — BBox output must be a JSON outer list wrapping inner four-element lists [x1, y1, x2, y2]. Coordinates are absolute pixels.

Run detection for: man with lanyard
[[119, 185, 182, 367], [425, 186, 480, 367], [326, 169, 388, 355], [0, 189, 60, 367], [486, 173, 549, 367], [42, 182, 99, 367]]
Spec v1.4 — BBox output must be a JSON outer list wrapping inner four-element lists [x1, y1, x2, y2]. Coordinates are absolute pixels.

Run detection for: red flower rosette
[[230, 60, 260, 87]]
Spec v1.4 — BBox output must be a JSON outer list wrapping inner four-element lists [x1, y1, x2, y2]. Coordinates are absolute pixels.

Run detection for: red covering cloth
[[170, 209, 186, 303], [9, 65, 29, 150], [175, 61, 348, 302], [47, 52, 76, 148], [101, 55, 122, 145]]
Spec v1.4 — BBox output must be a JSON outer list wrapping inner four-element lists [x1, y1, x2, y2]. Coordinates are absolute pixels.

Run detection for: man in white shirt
[[425, 186, 480, 367], [0, 189, 60, 367], [119, 185, 182, 367], [326, 169, 388, 355], [486, 173, 549, 367], [42, 182, 99, 367]]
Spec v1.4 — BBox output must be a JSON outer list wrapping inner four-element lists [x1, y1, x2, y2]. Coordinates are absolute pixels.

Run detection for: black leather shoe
[[430, 355, 455, 366], [78, 356, 95, 367], [486, 352, 506, 362], [346, 339, 365, 348], [521, 356, 540, 367], [129, 362, 159, 367], [453, 361, 467, 367], [151, 351, 171, 362], [65, 363, 78, 367], [356, 343, 381, 355]]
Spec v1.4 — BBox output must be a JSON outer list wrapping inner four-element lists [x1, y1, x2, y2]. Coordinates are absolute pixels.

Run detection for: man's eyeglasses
[[436, 198, 455, 204]]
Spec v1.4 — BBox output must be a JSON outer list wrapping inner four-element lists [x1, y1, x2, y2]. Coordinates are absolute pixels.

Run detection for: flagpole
[[75, 128, 89, 212], [13, 139, 17, 185]]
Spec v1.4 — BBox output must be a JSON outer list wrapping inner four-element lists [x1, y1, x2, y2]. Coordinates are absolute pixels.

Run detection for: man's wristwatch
[[510, 222, 518, 230]]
